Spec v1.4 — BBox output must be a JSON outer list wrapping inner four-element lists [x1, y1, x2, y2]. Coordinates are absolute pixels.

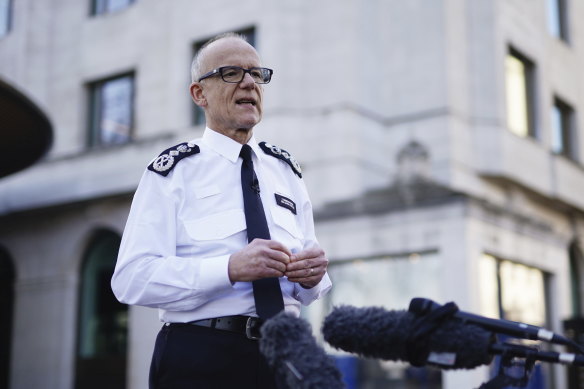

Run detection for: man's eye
[[222, 68, 241, 78]]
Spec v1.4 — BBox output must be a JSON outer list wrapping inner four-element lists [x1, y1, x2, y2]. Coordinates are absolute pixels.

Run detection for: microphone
[[489, 343, 584, 367], [409, 298, 584, 353], [322, 305, 494, 370], [259, 312, 346, 389]]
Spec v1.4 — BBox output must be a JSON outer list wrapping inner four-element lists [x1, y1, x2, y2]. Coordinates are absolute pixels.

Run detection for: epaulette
[[147, 141, 200, 177], [259, 141, 302, 178]]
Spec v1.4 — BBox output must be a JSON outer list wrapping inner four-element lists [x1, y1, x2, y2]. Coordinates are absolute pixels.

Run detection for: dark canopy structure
[[0, 80, 53, 178]]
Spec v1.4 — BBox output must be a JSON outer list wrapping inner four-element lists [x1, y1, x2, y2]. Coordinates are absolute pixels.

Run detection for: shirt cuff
[[198, 254, 233, 293], [293, 273, 332, 305]]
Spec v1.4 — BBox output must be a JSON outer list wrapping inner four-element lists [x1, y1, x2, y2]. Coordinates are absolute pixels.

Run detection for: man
[[111, 32, 332, 389]]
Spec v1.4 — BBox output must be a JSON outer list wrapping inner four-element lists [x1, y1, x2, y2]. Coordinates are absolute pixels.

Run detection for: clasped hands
[[228, 239, 328, 289]]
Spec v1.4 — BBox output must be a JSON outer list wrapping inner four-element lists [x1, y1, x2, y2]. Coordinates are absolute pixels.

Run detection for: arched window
[[0, 246, 15, 389], [75, 230, 127, 389]]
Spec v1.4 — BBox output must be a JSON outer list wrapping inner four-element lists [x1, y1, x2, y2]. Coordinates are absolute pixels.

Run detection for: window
[[505, 49, 537, 139], [479, 255, 547, 326], [88, 73, 134, 148], [191, 27, 256, 126], [479, 255, 553, 387], [565, 242, 584, 388], [305, 252, 443, 388], [0, 0, 12, 37], [547, 0, 569, 42], [569, 242, 584, 317], [91, 0, 135, 15], [75, 230, 127, 389], [551, 97, 577, 160], [0, 247, 15, 389]]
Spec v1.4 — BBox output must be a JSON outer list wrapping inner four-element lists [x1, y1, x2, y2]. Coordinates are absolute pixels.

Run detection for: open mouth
[[236, 99, 257, 106]]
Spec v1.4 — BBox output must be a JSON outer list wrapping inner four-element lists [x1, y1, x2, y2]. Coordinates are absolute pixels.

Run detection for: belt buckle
[[245, 317, 262, 340]]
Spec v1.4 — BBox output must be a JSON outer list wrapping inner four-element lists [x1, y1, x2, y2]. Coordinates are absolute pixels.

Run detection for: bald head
[[191, 33, 259, 83]]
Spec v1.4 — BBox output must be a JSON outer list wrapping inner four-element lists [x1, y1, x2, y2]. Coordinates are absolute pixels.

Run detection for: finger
[[267, 248, 291, 264], [286, 259, 314, 271], [287, 272, 321, 284], [255, 240, 292, 264], [265, 240, 293, 257], [286, 265, 319, 279], [249, 239, 291, 263], [290, 247, 324, 261], [266, 259, 287, 274]]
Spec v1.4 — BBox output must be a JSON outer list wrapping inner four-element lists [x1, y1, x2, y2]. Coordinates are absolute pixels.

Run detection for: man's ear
[[190, 82, 207, 107]]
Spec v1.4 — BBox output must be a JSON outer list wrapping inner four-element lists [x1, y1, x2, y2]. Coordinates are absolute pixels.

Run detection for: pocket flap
[[194, 184, 221, 199], [271, 206, 303, 239], [184, 209, 246, 240]]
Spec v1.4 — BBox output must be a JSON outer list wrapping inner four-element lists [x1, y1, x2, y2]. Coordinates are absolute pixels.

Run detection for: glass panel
[[499, 260, 546, 326], [76, 231, 127, 389], [93, 0, 133, 15], [89, 74, 134, 147], [327, 253, 442, 309], [547, 0, 562, 38], [551, 98, 576, 159], [106, 0, 133, 13], [0, 0, 11, 37], [92, 0, 105, 14], [505, 54, 530, 137], [304, 252, 443, 388], [569, 243, 583, 317], [78, 233, 127, 358], [547, 0, 568, 41], [99, 76, 133, 145], [479, 254, 500, 319], [551, 104, 564, 154], [480, 255, 551, 387]]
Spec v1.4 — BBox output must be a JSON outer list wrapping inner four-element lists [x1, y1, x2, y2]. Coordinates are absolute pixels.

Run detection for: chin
[[239, 117, 261, 129]]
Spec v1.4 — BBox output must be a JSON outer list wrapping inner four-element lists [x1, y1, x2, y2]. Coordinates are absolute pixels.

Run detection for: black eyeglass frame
[[197, 66, 274, 84]]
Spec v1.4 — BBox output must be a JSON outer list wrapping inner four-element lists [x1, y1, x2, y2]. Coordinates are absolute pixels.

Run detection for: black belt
[[169, 315, 264, 340]]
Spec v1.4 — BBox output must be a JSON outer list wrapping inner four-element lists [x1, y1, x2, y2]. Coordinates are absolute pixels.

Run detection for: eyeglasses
[[198, 66, 273, 84]]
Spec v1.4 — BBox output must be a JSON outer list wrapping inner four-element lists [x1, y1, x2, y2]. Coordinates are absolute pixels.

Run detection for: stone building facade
[[1, 0, 583, 388]]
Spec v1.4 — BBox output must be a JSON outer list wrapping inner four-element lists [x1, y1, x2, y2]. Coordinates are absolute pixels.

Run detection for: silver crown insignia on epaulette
[[260, 142, 302, 177], [149, 141, 199, 176]]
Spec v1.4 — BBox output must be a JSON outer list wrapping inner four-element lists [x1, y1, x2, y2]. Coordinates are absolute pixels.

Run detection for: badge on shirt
[[274, 194, 297, 215]]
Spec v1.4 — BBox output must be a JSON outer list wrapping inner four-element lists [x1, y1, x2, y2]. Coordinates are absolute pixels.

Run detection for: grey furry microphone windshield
[[259, 311, 346, 389], [322, 305, 494, 369]]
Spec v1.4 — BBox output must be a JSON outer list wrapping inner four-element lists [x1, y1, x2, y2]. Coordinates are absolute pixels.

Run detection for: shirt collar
[[200, 127, 263, 163]]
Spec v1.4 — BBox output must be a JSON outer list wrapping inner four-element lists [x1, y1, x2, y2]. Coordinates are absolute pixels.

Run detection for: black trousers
[[149, 323, 277, 389]]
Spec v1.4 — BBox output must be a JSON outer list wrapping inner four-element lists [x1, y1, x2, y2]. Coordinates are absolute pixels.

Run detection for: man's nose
[[239, 72, 255, 88]]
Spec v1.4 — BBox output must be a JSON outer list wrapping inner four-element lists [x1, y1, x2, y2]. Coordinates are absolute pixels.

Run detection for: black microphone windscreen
[[322, 305, 494, 370], [260, 312, 346, 389]]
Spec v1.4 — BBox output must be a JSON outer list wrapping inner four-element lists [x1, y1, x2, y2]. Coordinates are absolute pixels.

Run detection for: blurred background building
[[1, 0, 583, 388]]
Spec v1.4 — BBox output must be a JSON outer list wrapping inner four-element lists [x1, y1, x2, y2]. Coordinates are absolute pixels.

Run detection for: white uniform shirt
[[112, 128, 332, 323]]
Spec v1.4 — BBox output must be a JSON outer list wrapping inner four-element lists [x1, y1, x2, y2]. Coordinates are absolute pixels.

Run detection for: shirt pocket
[[194, 184, 221, 199], [270, 205, 303, 240], [184, 209, 246, 241]]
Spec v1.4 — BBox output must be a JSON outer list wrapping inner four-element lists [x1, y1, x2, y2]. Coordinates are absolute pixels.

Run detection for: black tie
[[240, 144, 285, 319]]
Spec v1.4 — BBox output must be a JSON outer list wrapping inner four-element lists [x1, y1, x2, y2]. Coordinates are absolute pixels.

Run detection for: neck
[[231, 128, 253, 144], [210, 127, 253, 144], [207, 126, 254, 145]]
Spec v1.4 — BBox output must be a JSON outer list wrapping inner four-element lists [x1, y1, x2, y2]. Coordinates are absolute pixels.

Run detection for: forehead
[[201, 38, 262, 70]]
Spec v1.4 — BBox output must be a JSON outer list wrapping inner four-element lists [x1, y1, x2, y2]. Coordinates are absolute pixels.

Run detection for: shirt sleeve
[[292, 179, 333, 305], [111, 170, 234, 311]]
